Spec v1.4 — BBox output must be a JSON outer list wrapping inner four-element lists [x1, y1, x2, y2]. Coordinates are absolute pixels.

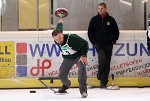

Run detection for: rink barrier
[[0, 30, 150, 88], [0, 77, 150, 88], [38, 77, 59, 83]]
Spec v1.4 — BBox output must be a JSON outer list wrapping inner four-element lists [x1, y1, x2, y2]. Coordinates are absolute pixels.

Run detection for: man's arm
[[88, 18, 96, 45], [111, 18, 119, 44], [76, 36, 89, 66], [79, 40, 89, 65], [71, 34, 89, 57], [80, 40, 89, 57], [56, 19, 64, 32]]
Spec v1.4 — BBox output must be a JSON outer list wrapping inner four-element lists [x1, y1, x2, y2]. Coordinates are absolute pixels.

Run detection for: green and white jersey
[[61, 34, 77, 55]]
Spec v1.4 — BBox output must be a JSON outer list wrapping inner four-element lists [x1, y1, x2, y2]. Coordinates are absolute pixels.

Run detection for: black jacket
[[147, 14, 150, 51], [88, 13, 119, 46], [147, 23, 150, 51], [147, 31, 150, 50]]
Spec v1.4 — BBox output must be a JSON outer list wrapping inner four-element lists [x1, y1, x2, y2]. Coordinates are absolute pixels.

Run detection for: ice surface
[[0, 87, 150, 101]]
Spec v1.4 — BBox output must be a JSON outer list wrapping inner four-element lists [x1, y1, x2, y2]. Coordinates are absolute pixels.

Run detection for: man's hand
[[79, 56, 88, 66], [112, 42, 114, 45], [58, 19, 64, 24]]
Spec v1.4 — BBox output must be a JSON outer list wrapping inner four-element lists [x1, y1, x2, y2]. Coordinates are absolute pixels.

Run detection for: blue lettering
[[140, 43, 150, 56], [114, 42, 150, 56], [127, 43, 137, 56], [46, 44, 60, 57], [28, 42, 150, 57], [29, 44, 45, 57], [114, 43, 125, 56], [29, 44, 60, 57]]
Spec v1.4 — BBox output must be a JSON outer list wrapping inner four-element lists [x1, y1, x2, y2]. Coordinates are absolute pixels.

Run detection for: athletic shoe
[[58, 84, 69, 93], [81, 92, 88, 98]]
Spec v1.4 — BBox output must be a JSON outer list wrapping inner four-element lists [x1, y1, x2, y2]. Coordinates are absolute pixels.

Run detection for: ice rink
[[0, 87, 150, 101]]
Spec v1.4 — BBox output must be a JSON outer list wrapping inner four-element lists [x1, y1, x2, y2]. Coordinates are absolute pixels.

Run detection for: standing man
[[52, 19, 89, 98], [88, 3, 119, 88]]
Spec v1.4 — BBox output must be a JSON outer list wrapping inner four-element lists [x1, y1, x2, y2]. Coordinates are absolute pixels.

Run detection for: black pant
[[95, 43, 113, 86]]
